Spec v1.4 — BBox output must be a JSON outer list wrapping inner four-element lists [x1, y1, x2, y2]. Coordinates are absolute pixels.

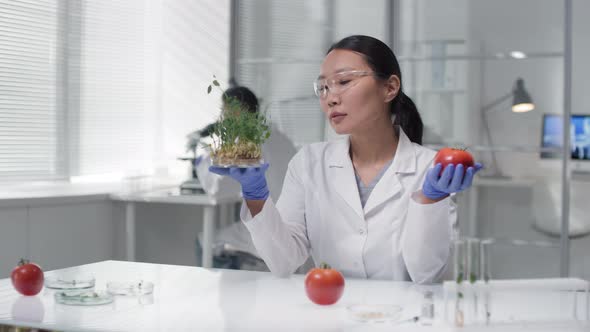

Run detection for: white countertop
[[0, 261, 588, 331], [110, 188, 242, 206], [0, 181, 118, 206], [0, 179, 241, 207]]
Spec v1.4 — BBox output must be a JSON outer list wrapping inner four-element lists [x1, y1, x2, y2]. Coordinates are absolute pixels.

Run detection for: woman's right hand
[[209, 163, 270, 201]]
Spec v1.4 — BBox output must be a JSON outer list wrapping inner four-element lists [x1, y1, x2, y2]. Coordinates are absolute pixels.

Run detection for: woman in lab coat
[[210, 35, 482, 283]]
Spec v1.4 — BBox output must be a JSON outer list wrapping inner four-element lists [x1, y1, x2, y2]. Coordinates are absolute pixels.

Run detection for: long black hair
[[222, 86, 259, 114], [201, 85, 260, 138], [327, 35, 423, 144]]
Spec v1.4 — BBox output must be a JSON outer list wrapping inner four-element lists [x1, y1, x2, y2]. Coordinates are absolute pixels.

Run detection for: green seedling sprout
[[206, 76, 271, 164]]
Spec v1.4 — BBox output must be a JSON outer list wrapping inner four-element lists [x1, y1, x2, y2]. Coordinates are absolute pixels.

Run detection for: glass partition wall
[[394, 0, 570, 279], [232, 0, 586, 279]]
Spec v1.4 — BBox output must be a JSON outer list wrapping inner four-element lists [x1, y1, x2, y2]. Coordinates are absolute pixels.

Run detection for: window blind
[[0, 0, 64, 182], [1, 0, 230, 182], [69, 0, 156, 176]]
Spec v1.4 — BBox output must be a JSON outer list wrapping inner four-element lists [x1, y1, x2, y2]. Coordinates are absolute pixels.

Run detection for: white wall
[[572, 0, 590, 118], [333, 0, 388, 41], [0, 200, 114, 278], [111, 202, 209, 266], [28, 202, 115, 271], [0, 198, 220, 278], [0, 208, 28, 277]]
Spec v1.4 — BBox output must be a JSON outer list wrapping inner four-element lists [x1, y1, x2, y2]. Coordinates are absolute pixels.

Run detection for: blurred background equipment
[[178, 125, 216, 195]]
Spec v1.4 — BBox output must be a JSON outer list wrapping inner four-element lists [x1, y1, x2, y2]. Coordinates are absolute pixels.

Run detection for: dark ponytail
[[328, 35, 423, 144], [391, 92, 423, 145]]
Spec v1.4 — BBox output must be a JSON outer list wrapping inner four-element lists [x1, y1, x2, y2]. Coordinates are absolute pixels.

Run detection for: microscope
[[178, 131, 205, 195], [178, 123, 217, 195]]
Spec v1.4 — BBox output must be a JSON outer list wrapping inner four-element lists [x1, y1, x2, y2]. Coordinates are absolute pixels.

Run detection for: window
[[0, 0, 230, 182], [0, 0, 64, 182], [68, 0, 157, 177]]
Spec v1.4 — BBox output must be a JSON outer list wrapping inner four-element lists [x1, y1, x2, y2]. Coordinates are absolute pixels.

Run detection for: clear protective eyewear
[[313, 70, 377, 99]]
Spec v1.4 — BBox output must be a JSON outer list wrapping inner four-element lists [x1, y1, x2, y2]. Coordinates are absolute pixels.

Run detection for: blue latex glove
[[209, 163, 270, 200], [422, 163, 483, 200], [193, 155, 203, 167]]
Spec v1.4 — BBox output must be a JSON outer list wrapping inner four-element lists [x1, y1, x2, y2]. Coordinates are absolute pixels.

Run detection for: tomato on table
[[11, 259, 44, 296], [305, 263, 345, 305]]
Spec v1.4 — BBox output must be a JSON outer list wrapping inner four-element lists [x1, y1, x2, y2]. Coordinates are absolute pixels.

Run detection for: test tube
[[453, 239, 467, 284], [479, 238, 494, 325], [480, 238, 494, 283], [453, 239, 466, 327], [466, 238, 481, 284]]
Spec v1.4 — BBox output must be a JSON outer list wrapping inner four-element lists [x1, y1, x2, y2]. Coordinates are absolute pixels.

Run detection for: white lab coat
[[240, 127, 457, 283]]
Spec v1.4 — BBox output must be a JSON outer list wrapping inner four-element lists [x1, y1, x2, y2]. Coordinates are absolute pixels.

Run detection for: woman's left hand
[[422, 163, 484, 200]]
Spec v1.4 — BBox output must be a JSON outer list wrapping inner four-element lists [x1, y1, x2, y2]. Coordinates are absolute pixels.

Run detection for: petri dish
[[347, 304, 403, 323], [55, 291, 114, 306], [106, 280, 154, 296], [210, 157, 265, 168], [45, 275, 95, 295]]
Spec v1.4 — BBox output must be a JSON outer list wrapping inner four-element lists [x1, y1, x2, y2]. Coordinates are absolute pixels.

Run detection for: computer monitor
[[541, 114, 590, 174], [541, 114, 590, 160], [536, 114, 590, 237]]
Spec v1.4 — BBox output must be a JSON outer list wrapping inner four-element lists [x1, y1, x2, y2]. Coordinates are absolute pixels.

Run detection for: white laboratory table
[[110, 190, 242, 268], [0, 261, 588, 332]]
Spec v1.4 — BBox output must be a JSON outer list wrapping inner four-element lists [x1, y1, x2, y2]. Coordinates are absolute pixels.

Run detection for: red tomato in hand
[[434, 148, 475, 174], [305, 263, 345, 305], [11, 259, 44, 296]]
